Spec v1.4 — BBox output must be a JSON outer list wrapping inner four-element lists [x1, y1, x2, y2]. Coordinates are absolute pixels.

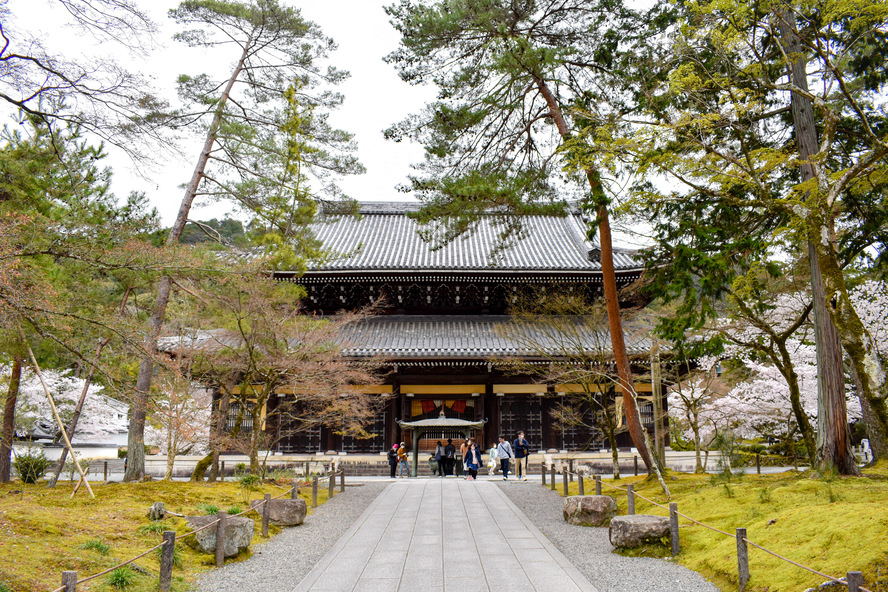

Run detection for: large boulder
[[609, 515, 670, 548], [562, 495, 617, 526], [184, 515, 254, 557], [250, 498, 307, 526]]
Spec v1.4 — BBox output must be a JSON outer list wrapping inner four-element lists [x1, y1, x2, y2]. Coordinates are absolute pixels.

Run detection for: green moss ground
[[556, 462, 888, 592], [0, 479, 330, 592]]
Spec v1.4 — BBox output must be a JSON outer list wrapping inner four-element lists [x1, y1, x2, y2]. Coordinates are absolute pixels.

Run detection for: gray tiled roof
[[338, 315, 652, 359], [309, 202, 639, 272]]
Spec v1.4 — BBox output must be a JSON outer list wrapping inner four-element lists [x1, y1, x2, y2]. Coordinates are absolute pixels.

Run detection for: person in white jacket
[[487, 442, 499, 475], [496, 435, 514, 480]]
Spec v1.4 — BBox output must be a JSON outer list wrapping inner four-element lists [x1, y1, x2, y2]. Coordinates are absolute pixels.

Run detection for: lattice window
[[277, 426, 322, 454], [499, 395, 542, 450], [226, 402, 254, 434], [341, 410, 386, 453]]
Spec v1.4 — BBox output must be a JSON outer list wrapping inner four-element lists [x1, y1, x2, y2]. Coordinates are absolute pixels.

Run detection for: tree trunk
[[692, 424, 703, 473], [777, 11, 861, 475], [611, 442, 620, 479], [533, 77, 657, 475], [208, 389, 231, 483], [773, 344, 818, 467], [125, 43, 252, 481], [0, 354, 23, 483], [48, 337, 111, 487], [854, 366, 888, 462]]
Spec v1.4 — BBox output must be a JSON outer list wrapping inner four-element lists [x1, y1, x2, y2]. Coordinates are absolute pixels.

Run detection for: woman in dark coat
[[434, 440, 445, 477], [464, 442, 482, 481], [387, 443, 399, 479]]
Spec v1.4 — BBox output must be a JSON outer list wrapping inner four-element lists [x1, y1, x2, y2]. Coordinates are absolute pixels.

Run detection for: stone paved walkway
[[294, 478, 597, 592]]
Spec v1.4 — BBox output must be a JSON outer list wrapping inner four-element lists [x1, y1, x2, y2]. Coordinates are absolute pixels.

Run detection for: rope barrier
[[47, 479, 321, 591], [548, 471, 869, 590]]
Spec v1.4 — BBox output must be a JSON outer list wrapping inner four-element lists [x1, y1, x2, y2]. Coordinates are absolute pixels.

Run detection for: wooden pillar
[[262, 494, 271, 538], [61, 571, 77, 592], [736, 527, 749, 592], [669, 503, 679, 556], [215, 511, 227, 568], [627, 484, 635, 515], [578, 470, 585, 495], [159, 531, 176, 591]]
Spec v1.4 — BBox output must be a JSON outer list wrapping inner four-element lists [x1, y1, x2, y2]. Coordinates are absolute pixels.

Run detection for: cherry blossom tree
[[6, 369, 128, 441], [850, 280, 888, 460], [667, 357, 728, 473]]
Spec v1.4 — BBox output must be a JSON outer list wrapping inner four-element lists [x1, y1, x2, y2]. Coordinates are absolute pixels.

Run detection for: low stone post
[[62, 571, 77, 591], [847, 571, 863, 592], [328, 472, 335, 498], [562, 469, 569, 496], [578, 470, 585, 495], [756, 453, 761, 475], [541, 462, 547, 486], [215, 511, 227, 568], [304, 461, 310, 477], [220, 461, 225, 478], [736, 528, 749, 592], [627, 484, 635, 515], [634, 456, 638, 476], [291, 483, 299, 500], [312, 476, 319, 508], [159, 531, 176, 592], [568, 459, 574, 482], [594, 475, 602, 496], [262, 494, 271, 537], [339, 469, 345, 492], [550, 466, 556, 491], [669, 503, 679, 556], [103, 461, 108, 482]]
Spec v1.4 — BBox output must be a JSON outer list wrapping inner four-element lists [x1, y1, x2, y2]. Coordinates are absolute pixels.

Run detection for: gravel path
[[497, 482, 719, 592], [194, 483, 387, 592]]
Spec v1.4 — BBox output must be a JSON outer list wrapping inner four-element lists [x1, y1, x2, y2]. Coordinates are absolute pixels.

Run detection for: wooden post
[[634, 455, 638, 476], [568, 459, 574, 482], [562, 469, 568, 496], [62, 571, 77, 592], [103, 461, 108, 482], [736, 528, 749, 592], [756, 453, 761, 475], [669, 503, 679, 556], [627, 484, 635, 515], [159, 531, 176, 592], [339, 469, 345, 493], [578, 470, 585, 496], [215, 511, 227, 568], [220, 461, 225, 478], [541, 462, 547, 486], [847, 571, 863, 592], [262, 494, 271, 538], [291, 483, 299, 499], [328, 472, 335, 498], [312, 476, 319, 508], [595, 475, 602, 496], [304, 461, 310, 477], [550, 466, 556, 491]]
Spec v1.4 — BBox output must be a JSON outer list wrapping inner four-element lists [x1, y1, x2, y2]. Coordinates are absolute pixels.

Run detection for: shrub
[[239, 474, 260, 490], [13, 451, 52, 484], [226, 505, 242, 515], [197, 503, 220, 515], [0, 582, 13, 592], [78, 538, 110, 555], [105, 566, 136, 589]]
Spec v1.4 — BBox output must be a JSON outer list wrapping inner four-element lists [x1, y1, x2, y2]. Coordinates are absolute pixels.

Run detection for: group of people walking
[[387, 432, 532, 481]]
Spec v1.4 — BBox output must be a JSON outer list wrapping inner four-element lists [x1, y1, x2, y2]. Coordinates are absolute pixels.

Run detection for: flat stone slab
[[250, 498, 307, 526], [563, 495, 617, 526], [609, 515, 670, 548], [185, 515, 254, 557], [294, 479, 598, 592]]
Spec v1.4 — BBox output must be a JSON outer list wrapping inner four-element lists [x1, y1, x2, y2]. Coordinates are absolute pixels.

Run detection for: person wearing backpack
[[434, 440, 445, 477], [444, 438, 456, 476], [496, 435, 515, 480]]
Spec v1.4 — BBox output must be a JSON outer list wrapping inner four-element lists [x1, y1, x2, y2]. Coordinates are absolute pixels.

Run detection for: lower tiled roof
[[338, 315, 652, 359]]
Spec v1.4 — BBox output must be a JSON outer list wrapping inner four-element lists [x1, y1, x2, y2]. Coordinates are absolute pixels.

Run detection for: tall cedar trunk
[[777, 12, 859, 475], [125, 42, 252, 481], [48, 338, 110, 487], [0, 355, 23, 483], [532, 76, 655, 473]]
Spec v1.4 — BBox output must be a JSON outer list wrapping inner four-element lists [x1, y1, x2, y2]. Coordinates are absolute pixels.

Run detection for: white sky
[[7, 0, 650, 247], [8, 0, 435, 224]]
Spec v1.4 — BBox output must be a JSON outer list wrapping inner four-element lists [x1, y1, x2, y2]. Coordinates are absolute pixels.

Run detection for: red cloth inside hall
[[421, 399, 436, 413], [451, 399, 466, 413]]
